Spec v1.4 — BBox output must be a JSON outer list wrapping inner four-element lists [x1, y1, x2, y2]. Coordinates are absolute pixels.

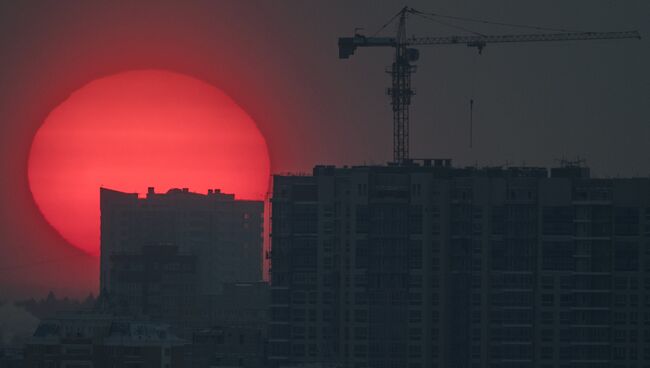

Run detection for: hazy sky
[[0, 0, 647, 298]]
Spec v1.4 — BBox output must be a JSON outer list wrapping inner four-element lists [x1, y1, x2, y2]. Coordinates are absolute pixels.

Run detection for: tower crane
[[338, 7, 641, 163]]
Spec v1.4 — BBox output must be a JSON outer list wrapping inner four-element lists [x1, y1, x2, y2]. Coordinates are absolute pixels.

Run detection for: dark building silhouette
[[16, 292, 96, 320], [207, 281, 269, 328], [96, 187, 271, 366], [0, 348, 24, 368], [24, 313, 188, 367], [100, 187, 264, 296], [269, 161, 650, 368], [109, 244, 199, 337], [194, 282, 270, 367], [192, 325, 267, 368]]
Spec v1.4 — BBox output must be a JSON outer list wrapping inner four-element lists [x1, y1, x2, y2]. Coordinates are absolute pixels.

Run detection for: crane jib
[[405, 30, 641, 47], [338, 10, 641, 163]]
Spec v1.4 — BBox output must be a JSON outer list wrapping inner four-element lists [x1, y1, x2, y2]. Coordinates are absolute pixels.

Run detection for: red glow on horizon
[[28, 70, 270, 256]]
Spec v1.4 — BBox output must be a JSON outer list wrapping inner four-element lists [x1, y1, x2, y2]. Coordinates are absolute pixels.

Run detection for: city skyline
[[0, 1, 647, 298], [0, 3, 647, 366]]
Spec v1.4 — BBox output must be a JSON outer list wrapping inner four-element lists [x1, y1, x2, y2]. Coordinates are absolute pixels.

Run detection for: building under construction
[[269, 160, 650, 368]]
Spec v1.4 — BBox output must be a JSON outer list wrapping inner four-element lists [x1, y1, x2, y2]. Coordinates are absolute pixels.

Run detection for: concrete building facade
[[269, 161, 650, 368], [100, 187, 264, 296], [207, 281, 269, 328], [192, 325, 268, 368], [108, 244, 199, 337]]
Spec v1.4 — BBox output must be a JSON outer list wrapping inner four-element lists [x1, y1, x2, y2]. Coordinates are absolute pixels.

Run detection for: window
[[542, 242, 574, 271], [614, 241, 639, 271], [614, 207, 639, 236], [409, 310, 422, 323], [541, 294, 554, 307], [541, 347, 553, 359], [409, 205, 423, 234], [292, 204, 318, 233], [292, 184, 317, 201], [408, 241, 422, 269], [542, 206, 573, 235], [356, 205, 369, 233]]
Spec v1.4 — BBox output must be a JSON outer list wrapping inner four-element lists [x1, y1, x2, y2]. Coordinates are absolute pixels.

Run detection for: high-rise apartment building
[[269, 161, 650, 368], [108, 244, 199, 336], [100, 187, 264, 296]]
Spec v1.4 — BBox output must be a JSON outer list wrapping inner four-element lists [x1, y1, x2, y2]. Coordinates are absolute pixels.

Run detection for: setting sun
[[28, 70, 270, 256]]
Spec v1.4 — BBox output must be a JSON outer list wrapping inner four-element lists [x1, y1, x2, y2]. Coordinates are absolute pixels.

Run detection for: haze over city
[[0, 1, 648, 367], [0, 1, 648, 298]]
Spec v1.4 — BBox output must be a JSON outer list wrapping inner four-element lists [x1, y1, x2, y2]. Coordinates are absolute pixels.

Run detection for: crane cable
[[371, 7, 585, 39], [409, 8, 583, 33], [410, 11, 486, 36], [408, 9, 486, 149], [371, 8, 404, 36], [370, 6, 582, 151], [470, 53, 478, 149]]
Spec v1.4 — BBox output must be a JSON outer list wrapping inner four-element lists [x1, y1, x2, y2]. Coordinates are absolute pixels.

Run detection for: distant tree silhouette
[[15, 292, 96, 319]]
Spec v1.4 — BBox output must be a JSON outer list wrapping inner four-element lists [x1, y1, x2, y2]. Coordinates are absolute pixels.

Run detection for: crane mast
[[338, 7, 641, 163], [389, 9, 418, 166]]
